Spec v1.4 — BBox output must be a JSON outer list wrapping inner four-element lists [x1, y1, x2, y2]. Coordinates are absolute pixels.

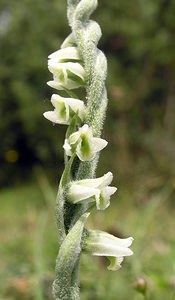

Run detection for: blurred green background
[[0, 0, 175, 299]]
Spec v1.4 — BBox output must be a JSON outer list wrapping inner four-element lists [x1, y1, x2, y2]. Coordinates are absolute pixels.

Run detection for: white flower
[[68, 172, 117, 210], [48, 46, 81, 61], [47, 61, 85, 90], [43, 94, 86, 125], [63, 124, 108, 161], [84, 230, 134, 271]]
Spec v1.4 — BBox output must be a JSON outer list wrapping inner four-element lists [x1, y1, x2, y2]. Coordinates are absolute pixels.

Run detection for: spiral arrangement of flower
[[44, 1, 133, 299]]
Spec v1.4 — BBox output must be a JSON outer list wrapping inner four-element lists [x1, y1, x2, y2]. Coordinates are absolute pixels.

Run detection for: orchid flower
[[43, 94, 86, 125], [68, 172, 117, 210], [47, 61, 85, 90], [84, 230, 133, 271], [63, 124, 108, 161]]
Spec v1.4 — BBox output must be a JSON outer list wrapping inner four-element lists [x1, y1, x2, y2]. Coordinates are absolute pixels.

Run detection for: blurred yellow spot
[[5, 149, 19, 163]]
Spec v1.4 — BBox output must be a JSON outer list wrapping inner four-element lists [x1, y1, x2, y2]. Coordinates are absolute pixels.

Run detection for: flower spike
[[44, 0, 134, 297]]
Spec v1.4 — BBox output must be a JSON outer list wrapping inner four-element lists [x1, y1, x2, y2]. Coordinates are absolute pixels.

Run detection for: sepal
[[48, 46, 81, 62], [61, 33, 77, 48], [83, 230, 133, 271]]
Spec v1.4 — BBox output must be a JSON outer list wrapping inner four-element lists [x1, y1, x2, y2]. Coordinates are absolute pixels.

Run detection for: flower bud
[[134, 278, 147, 295]]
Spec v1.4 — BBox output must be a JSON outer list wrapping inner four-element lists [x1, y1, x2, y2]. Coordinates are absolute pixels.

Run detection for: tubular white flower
[[84, 230, 134, 271], [68, 172, 117, 210], [63, 124, 108, 161], [47, 61, 85, 90], [43, 94, 86, 125]]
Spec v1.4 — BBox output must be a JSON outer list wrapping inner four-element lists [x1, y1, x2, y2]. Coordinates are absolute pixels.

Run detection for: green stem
[[53, 213, 89, 300]]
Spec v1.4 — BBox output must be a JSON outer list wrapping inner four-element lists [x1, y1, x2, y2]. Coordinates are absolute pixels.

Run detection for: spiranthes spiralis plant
[[43, 0, 133, 299]]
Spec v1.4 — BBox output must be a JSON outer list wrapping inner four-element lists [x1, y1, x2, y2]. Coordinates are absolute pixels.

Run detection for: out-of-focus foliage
[[0, 0, 68, 185], [0, 0, 175, 188]]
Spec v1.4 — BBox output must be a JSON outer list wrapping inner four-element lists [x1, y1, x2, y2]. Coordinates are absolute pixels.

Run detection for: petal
[[65, 62, 85, 81], [76, 141, 95, 161], [85, 230, 133, 257], [47, 61, 85, 89], [107, 256, 124, 271], [43, 111, 69, 125], [51, 94, 86, 122], [100, 186, 117, 201], [47, 80, 64, 90], [68, 184, 99, 203], [52, 97, 69, 121], [48, 47, 80, 61], [96, 186, 117, 210], [94, 191, 109, 210], [79, 124, 91, 135], [48, 61, 67, 78], [66, 99, 86, 121], [63, 139, 73, 156], [47, 79, 83, 90], [61, 33, 76, 48], [97, 232, 134, 248], [89, 241, 133, 257], [76, 172, 113, 189], [69, 131, 81, 145], [76, 134, 94, 161], [91, 137, 108, 153], [48, 62, 85, 82]]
